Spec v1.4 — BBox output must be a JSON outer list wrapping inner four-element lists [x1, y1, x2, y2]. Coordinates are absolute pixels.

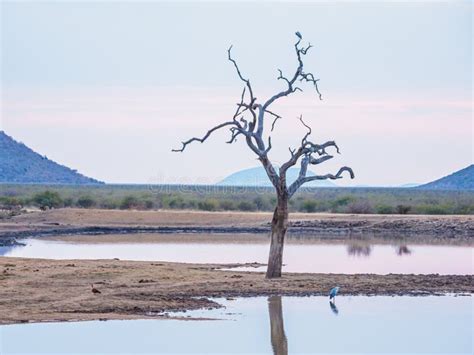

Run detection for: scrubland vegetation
[[0, 184, 472, 215]]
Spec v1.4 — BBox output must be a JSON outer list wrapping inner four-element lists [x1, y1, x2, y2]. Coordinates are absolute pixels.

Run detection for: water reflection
[[267, 295, 342, 354], [2, 238, 472, 274], [346, 244, 414, 258], [1, 296, 472, 353], [0, 246, 20, 255], [347, 244, 372, 257], [268, 296, 288, 355], [329, 300, 339, 315], [396, 245, 412, 256]]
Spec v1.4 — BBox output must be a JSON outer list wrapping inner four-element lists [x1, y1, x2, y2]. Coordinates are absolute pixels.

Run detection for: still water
[[3, 237, 473, 274], [1, 296, 472, 354]]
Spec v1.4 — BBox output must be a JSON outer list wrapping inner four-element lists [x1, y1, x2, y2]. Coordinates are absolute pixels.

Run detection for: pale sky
[[1, 0, 472, 186]]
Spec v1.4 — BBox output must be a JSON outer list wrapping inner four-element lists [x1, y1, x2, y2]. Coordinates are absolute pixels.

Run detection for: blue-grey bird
[[329, 286, 340, 300], [295, 31, 302, 39]]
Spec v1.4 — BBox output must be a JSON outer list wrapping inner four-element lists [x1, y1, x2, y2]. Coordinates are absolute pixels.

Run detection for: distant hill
[[398, 183, 420, 188], [218, 166, 337, 187], [417, 165, 473, 190], [0, 131, 103, 184]]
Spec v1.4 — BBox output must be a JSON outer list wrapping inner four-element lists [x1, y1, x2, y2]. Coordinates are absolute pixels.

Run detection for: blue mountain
[[218, 166, 337, 187], [0, 131, 103, 184], [417, 165, 473, 190]]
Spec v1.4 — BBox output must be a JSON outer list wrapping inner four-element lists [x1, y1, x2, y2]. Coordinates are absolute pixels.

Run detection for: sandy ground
[[4, 208, 282, 228], [1, 257, 472, 325], [5, 208, 474, 228]]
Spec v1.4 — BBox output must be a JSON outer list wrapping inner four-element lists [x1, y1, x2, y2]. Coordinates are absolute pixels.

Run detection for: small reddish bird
[[91, 284, 101, 294]]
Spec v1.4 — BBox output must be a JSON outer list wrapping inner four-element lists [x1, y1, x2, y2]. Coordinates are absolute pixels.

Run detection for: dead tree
[[173, 33, 354, 278]]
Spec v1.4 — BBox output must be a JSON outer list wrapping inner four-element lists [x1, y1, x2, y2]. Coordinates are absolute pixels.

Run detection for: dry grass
[[5, 208, 474, 229]]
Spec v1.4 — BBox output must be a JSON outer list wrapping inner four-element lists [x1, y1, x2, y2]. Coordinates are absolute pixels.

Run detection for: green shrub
[[168, 197, 185, 209], [333, 196, 355, 206], [100, 199, 119, 209], [345, 201, 373, 214], [120, 196, 140, 210], [197, 199, 218, 211], [331, 196, 356, 212], [186, 199, 198, 209], [219, 200, 236, 211], [417, 205, 449, 215], [301, 200, 318, 213], [33, 191, 63, 210], [237, 201, 257, 211], [395, 204, 412, 214], [76, 196, 96, 208], [253, 196, 272, 211], [63, 197, 74, 207], [144, 200, 154, 209], [376, 204, 394, 214], [453, 204, 474, 215], [0, 196, 23, 210]]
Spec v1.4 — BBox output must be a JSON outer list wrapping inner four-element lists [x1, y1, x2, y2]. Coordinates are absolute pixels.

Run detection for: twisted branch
[[288, 166, 355, 197], [172, 121, 238, 152]]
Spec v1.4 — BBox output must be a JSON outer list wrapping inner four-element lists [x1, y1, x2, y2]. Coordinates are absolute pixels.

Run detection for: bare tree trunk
[[268, 296, 288, 355], [266, 196, 289, 279]]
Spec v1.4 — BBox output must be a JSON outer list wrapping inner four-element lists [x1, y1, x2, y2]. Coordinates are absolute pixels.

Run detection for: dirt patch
[[0, 257, 472, 325]]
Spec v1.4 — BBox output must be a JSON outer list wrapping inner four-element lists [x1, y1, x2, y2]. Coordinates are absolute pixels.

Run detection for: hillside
[[418, 165, 473, 190], [217, 166, 337, 187], [0, 131, 103, 184]]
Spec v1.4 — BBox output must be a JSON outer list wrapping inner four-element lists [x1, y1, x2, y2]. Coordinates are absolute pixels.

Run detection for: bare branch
[[299, 115, 311, 144], [262, 33, 319, 110], [306, 140, 340, 155], [226, 127, 242, 144], [264, 136, 272, 154], [277, 69, 291, 86], [228, 45, 255, 103], [308, 155, 333, 165], [280, 115, 344, 186], [299, 72, 322, 100], [288, 166, 354, 197], [232, 86, 247, 122], [266, 109, 282, 132], [172, 121, 237, 152]]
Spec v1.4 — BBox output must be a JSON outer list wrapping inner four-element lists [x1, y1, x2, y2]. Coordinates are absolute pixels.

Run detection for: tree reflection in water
[[347, 243, 413, 257], [267, 296, 343, 353], [347, 243, 372, 257], [396, 245, 412, 255], [268, 296, 288, 355]]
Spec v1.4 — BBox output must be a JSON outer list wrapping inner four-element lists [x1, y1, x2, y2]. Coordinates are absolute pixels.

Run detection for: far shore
[[1, 209, 473, 247]]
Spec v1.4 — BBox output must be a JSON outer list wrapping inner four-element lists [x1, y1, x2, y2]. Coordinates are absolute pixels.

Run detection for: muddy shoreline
[[1, 209, 473, 246], [0, 257, 472, 325]]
